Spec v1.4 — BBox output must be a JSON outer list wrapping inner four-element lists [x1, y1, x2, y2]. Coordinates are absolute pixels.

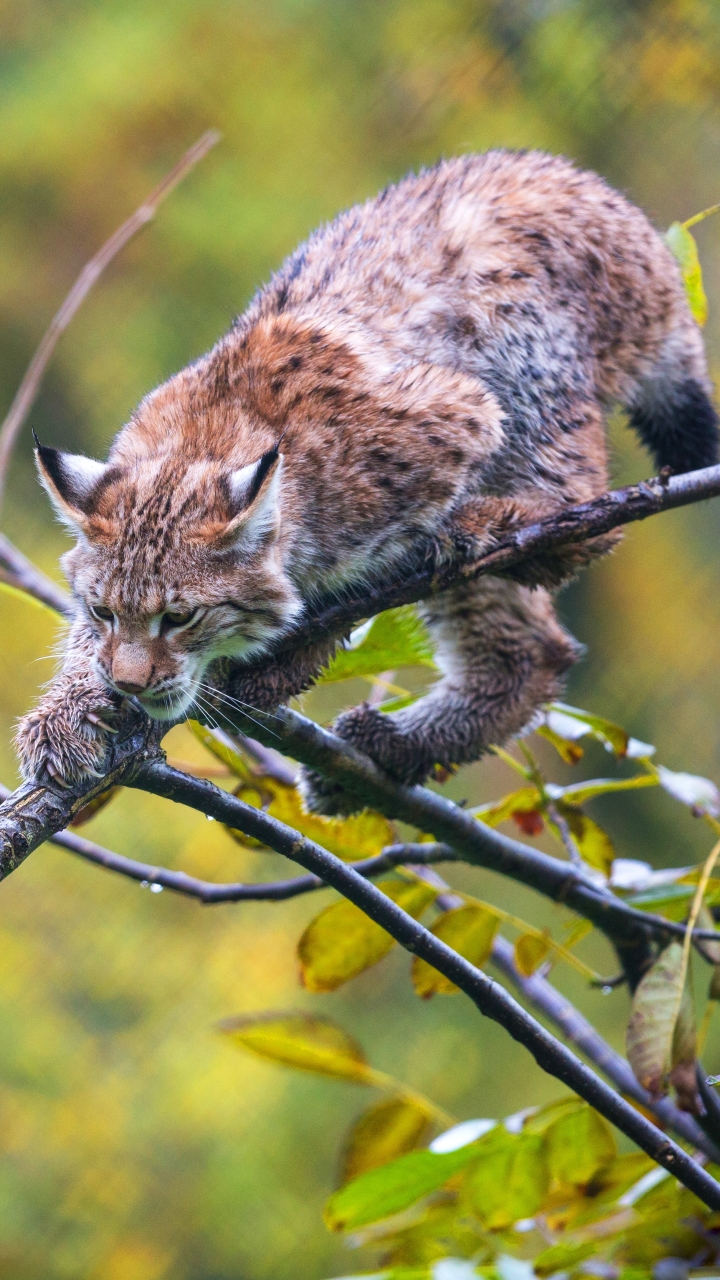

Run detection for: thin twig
[[0, 129, 221, 508], [126, 757, 720, 1210]]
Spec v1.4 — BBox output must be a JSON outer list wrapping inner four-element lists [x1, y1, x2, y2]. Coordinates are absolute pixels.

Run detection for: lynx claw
[[85, 712, 118, 732], [15, 684, 122, 786]]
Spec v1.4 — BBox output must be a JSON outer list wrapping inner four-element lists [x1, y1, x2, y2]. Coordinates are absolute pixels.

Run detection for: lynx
[[16, 150, 718, 808]]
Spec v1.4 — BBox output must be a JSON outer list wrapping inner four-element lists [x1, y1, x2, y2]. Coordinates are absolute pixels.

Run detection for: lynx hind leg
[[300, 577, 581, 814]]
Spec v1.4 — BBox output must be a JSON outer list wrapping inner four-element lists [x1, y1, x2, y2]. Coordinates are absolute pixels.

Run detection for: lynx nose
[[112, 644, 154, 695]]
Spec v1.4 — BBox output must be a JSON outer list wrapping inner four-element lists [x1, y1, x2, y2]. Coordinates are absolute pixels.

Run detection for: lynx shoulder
[[17, 150, 718, 800]]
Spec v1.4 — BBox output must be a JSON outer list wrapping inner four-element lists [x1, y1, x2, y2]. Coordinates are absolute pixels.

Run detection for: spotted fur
[[16, 150, 718, 796]]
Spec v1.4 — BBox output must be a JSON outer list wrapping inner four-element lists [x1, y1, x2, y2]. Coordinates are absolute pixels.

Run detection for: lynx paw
[[299, 703, 431, 816], [16, 684, 122, 786]]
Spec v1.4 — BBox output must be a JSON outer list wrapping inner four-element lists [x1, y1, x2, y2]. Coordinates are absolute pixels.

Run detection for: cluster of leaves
[[218, 1011, 720, 1280], [163, 605, 720, 1279]]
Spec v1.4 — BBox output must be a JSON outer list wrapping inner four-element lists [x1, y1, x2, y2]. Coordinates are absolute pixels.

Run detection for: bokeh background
[[2, 2, 720, 1276]]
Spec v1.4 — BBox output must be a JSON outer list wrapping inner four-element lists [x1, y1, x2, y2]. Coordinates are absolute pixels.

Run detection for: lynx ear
[[34, 435, 109, 532], [218, 446, 283, 549]]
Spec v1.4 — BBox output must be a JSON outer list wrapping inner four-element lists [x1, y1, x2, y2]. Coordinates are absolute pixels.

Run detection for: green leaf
[[622, 881, 701, 922], [298, 879, 438, 992], [549, 703, 629, 757], [411, 905, 500, 997], [584, 1152, 657, 1202], [665, 221, 708, 325], [626, 941, 689, 1095], [465, 1131, 549, 1228], [550, 802, 615, 875], [339, 1096, 433, 1186], [217, 1011, 380, 1084], [534, 1242, 596, 1278], [545, 1104, 616, 1186], [324, 1135, 493, 1232], [317, 606, 437, 684]]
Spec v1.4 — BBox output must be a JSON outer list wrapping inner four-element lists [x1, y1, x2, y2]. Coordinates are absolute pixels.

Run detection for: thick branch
[[191, 702, 720, 952], [251, 464, 720, 664], [127, 758, 720, 1209], [12, 763, 709, 1161], [3, 702, 720, 956]]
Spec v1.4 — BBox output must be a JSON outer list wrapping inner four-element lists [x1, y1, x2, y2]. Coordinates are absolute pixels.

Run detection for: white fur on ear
[[223, 451, 283, 549], [34, 443, 108, 531]]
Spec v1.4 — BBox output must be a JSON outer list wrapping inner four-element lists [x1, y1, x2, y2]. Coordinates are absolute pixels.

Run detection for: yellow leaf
[[473, 786, 542, 828], [298, 879, 438, 992], [536, 723, 584, 764], [217, 1011, 379, 1084], [550, 802, 615, 875], [338, 1095, 433, 1185], [268, 783, 395, 861], [224, 771, 395, 861], [187, 720, 256, 781], [665, 221, 708, 326], [411, 905, 500, 997], [466, 1130, 549, 1228], [515, 931, 550, 976]]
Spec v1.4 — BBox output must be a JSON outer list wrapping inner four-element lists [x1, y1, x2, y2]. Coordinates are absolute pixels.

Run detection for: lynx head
[[34, 436, 300, 721]]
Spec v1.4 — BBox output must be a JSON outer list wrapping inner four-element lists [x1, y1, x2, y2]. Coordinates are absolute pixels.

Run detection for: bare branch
[[124, 757, 720, 1210], [34, 813, 458, 904], [0, 532, 72, 615], [0, 129, 221, 508]]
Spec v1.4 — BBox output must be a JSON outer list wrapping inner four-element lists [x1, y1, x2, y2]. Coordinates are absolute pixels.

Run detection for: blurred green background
[[3, 2, 720, 1276]]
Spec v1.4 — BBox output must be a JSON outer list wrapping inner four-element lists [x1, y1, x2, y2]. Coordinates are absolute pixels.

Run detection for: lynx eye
[[89, 604, 114, 623], [162, 607, 200, 629]]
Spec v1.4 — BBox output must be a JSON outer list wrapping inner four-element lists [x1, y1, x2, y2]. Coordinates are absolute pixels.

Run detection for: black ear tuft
[[245, 446, 279, 508], [34, 443, 109, 525]]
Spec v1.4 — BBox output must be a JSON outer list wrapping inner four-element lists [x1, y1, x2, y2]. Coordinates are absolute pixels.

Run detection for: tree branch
[[247, 464, 720, 665], [9, 760, 710, 1162], [123, 757, 720, 1210], [0, 129, 221, 509], [0, 532, 72, 616], [188, 702, 720, 952], [490, 935, 719, 1159]]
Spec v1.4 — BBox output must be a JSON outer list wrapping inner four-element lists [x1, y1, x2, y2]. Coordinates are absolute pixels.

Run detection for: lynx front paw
[[16, 684, 122, 786], [298, 703, 432, 816]]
